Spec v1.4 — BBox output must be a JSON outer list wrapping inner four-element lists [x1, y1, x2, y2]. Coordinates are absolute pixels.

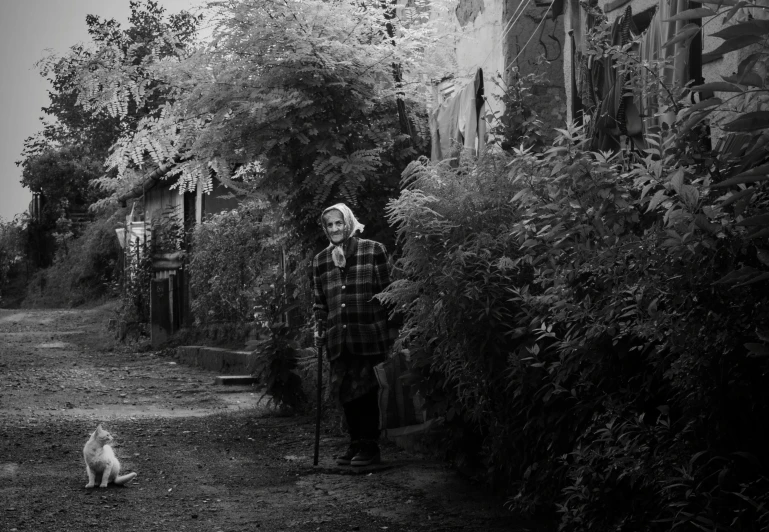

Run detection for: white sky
[[0, 0, 202, 223]]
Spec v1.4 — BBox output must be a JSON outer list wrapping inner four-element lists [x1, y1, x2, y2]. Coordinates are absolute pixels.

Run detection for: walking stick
[[313, 343, 323, 466]]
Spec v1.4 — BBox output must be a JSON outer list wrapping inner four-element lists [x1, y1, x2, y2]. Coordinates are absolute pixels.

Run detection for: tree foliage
[[21, 146, 104, 213], [24, 0, 202, 207], [21, 209, 124, 308], [58, 0, 449, 241], [15, 0, 202, 274]]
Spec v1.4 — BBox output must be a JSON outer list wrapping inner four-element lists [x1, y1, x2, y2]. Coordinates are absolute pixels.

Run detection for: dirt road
[[0, 305, 520, 532]]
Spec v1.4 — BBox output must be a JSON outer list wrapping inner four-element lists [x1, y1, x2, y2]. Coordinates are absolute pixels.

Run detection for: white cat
[[83, 424, 137, 488]]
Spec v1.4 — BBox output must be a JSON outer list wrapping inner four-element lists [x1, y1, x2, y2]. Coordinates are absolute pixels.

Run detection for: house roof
[[117, 161, 177, 207]]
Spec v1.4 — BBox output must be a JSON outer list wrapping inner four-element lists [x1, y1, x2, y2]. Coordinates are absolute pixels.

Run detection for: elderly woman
[[312, 203, 396, 467]]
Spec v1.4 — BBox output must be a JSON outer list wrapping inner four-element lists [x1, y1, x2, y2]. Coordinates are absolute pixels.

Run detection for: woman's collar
[[326, 236, 358, 257], [344, 237, 358, 258]]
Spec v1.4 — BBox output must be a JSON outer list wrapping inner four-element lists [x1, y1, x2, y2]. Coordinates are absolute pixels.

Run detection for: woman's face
[[324, 210, 345, 245]]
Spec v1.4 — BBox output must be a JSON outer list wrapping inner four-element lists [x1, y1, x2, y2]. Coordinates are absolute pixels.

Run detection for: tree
[[21, 0, 203, 204], [17, 0, 202, 268], [21, 146, 104, 212], [60, 0, 450, 243]]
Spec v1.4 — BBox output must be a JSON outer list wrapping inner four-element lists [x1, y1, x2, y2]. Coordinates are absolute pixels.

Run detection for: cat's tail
[[114, 472, 137, 485]]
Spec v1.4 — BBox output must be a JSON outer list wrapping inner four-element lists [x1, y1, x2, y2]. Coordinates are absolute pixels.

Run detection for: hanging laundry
[[588, 6, 642, 151], [430, 68, 485, 162], [569, 0, 600, 120], [571, 0, 700, 150], [638, 0, 694, 135]]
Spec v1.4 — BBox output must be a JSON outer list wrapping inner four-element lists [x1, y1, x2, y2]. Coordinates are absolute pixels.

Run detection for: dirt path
[[0, 305, 521, 532]]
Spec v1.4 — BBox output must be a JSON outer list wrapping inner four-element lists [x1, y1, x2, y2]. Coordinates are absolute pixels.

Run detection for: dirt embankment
[[0, 305, 522, 532]]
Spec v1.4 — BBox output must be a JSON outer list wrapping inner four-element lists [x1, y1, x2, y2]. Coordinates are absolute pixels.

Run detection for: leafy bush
[[381, 151, 530, 471], [248, 275, 311, 411], [384, 103, 769, 528], [187, 200, 278, 326], [22, 209, 123, 308], [116, 237, 153, 326], [188, 199, 317, 410], [0, 218, 24, 288]]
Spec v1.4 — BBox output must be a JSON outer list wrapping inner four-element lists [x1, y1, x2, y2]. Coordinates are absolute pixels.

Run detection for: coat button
[[342, 285, 346, 290], [341, 303, 346, 308]]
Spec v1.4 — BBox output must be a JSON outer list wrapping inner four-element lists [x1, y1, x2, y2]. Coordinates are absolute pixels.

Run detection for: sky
[[0, 0, 202, 223]]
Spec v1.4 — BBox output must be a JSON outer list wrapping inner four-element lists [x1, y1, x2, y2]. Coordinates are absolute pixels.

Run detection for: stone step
[[214, 375, 260, 386], [175, 345, 255, 374]]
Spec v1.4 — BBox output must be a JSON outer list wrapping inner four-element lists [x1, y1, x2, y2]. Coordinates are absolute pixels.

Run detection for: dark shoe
[[350, 441, 381, 467], [336, 441, 360, 466]]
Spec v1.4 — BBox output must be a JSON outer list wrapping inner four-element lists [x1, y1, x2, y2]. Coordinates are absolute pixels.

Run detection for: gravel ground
[[0, 304, 524, 532]]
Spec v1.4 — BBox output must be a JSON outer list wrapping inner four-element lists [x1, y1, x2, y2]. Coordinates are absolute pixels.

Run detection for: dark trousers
[[343, 388, 380, 442]]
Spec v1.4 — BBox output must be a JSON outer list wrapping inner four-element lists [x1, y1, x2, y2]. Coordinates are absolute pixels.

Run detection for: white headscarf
[[321, 203, 364, 268]]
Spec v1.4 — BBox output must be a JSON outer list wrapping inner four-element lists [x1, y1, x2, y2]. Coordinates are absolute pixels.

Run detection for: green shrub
[[381, 151, 531, 472], [383, 103, 769, 528], [21, 209, 123, 308], [188, 199, 317, 410], [380, 6, 769, 527], [248, 275, 310, 411], [0, 218, 25, 301], [188, 200, 277, 326]]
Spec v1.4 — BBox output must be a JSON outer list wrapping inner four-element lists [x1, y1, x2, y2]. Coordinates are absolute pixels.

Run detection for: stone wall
[[456, 0, 485, 26], [448, 0, 566, 138], [504, 0, 567, 131], [451, 0, 506, 124]]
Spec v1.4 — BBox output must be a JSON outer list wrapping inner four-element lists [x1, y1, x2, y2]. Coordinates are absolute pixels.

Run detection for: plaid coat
[[313, 237, 394, 361]]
